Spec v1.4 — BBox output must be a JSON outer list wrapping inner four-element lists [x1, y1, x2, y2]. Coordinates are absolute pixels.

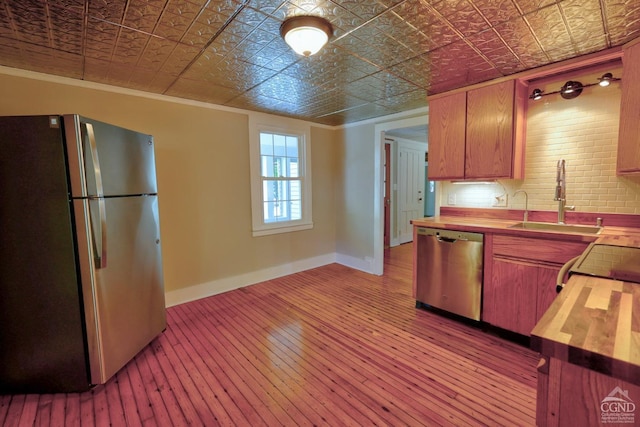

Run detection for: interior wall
[[334, 124, 377, 272], [441, 64, 640, 215], [0, 68, 338, 304], [333, 112, 430, 276]]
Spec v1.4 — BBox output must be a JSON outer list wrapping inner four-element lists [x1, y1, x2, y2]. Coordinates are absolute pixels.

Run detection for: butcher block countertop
[[530, 235, 640, 387], [411, 215, 640, 386], [530, 273, 640, 386]]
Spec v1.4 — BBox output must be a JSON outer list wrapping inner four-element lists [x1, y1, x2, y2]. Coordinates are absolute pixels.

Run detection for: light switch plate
[[448, 193, 456, 205]]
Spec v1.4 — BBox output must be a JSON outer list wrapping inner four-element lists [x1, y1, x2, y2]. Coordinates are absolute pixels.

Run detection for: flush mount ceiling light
[[529, 72, 621, 101], [280, 15, 333, 57]]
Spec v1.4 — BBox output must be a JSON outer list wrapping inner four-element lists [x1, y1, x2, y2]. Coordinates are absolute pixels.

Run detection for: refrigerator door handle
[[83, 123, 107, 268]]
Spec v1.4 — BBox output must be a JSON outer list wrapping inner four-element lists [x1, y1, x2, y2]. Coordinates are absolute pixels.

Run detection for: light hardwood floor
[[0, 243, 539, 426]]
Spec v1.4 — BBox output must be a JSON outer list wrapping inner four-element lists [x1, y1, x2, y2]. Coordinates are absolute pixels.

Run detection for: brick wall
[[440, 65, 640, 214]]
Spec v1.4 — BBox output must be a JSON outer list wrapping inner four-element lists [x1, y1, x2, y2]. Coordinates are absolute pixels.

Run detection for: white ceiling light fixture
[[280, 15, 333, 57]]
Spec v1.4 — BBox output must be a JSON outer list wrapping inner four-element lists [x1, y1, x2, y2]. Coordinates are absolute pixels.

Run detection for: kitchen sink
[[508, 221, 602, 234]]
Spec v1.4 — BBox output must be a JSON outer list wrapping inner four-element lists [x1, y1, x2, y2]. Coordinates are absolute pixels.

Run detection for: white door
[[398, 141, 426, 244]]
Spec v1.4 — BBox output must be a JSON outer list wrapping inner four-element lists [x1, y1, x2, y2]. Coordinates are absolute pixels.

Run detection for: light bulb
[[284, 26, 329, 56]]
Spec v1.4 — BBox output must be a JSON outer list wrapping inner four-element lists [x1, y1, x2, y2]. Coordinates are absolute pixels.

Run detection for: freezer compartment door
[[74, 195, 166, 384], [64, 115, 158, 198]]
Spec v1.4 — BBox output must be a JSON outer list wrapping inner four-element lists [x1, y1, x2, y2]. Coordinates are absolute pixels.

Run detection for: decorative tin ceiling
[[0, 0, 639, 125]]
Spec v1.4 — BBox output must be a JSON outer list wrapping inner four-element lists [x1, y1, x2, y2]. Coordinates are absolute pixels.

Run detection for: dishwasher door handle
[[436, 236, 465, 243]]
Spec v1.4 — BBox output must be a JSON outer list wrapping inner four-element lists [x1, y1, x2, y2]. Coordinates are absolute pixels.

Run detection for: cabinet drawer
[[493, 235, 588, 264]]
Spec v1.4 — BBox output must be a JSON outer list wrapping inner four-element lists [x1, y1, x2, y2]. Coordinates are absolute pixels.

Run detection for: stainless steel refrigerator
[[0, 115, 166, 393]]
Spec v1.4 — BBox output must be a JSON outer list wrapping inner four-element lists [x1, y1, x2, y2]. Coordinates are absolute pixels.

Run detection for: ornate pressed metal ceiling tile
[[0, 0, 639, 124]]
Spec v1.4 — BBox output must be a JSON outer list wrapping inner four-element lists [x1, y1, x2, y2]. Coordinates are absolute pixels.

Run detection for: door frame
[[384, 140, 391, 248]]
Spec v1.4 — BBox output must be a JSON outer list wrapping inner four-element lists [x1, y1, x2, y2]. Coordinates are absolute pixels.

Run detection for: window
[[249, 115, 312, 236]]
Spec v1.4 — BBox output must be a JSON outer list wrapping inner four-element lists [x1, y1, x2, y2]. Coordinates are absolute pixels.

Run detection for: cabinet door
[[552, 359, 640, 427], [617, 40, 640, 174], [427, 92, 466, 180], [536, 265, 560, 321], [486, 260, 563, 335], [484, 257, 537, 336], [465, 80, 515, 179], [486, 235, 589, 336]]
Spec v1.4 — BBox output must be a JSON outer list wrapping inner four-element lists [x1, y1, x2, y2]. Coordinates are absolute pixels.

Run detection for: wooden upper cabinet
[[427, 79, 526, 181], [427, 92, 466, 179], [617, 38, 640, 175], [466, 80, 520, 179]]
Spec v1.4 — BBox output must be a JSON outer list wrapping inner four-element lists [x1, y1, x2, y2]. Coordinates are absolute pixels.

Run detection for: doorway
[[384, 126, 429, 247], [373, 114, 429, 275]]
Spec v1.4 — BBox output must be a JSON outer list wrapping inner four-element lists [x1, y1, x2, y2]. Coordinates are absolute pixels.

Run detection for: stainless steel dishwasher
[[415, 227, 483, 321]]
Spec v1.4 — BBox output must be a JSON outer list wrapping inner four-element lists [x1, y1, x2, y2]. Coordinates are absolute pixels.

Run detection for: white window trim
[[249, 113, 313, 237]]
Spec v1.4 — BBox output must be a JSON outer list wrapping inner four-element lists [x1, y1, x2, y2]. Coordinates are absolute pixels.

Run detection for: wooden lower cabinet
[[485, 258, 559, 335], [535, 266, 559, 322], [482, 234, 589, 335], [484, 258, 537, 335], [537, 356, 640, 426]]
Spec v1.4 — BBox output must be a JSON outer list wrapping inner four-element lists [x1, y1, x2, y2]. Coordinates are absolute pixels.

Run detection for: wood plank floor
[[0, 243, 539, 426]]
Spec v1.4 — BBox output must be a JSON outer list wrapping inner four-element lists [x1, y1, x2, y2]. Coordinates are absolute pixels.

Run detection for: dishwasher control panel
[[416, 227, 484, 243]]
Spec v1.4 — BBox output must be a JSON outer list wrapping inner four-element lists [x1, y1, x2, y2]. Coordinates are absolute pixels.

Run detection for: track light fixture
[[531, 88, 543, 100], [560, 81, 583, 99], [598, 72, 615, 87], [529, 72, 621, 101]]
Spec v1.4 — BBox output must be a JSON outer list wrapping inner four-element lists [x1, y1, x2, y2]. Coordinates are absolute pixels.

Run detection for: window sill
[[252, 222, 313, 237]]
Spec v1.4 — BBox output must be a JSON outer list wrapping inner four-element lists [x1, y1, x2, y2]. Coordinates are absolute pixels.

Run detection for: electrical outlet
[[493, 193, 508, 207], [448, 193, 456, 205]]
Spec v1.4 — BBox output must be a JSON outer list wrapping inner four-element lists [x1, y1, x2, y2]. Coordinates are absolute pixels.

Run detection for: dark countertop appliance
[[569, 242, 640, 284], [0, 115, 166, 393]]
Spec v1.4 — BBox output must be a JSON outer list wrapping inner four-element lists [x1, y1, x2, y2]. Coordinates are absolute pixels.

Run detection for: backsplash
[[440, 65, 640, 215]]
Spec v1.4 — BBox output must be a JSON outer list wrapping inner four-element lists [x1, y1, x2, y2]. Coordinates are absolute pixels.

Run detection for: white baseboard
[[165, 252, 337, 307], [334, 252, 376, 275]]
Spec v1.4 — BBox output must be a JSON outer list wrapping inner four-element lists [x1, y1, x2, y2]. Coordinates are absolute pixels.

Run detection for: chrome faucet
[[554, 159, 574, 224], [513, 190, 529, 222]]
